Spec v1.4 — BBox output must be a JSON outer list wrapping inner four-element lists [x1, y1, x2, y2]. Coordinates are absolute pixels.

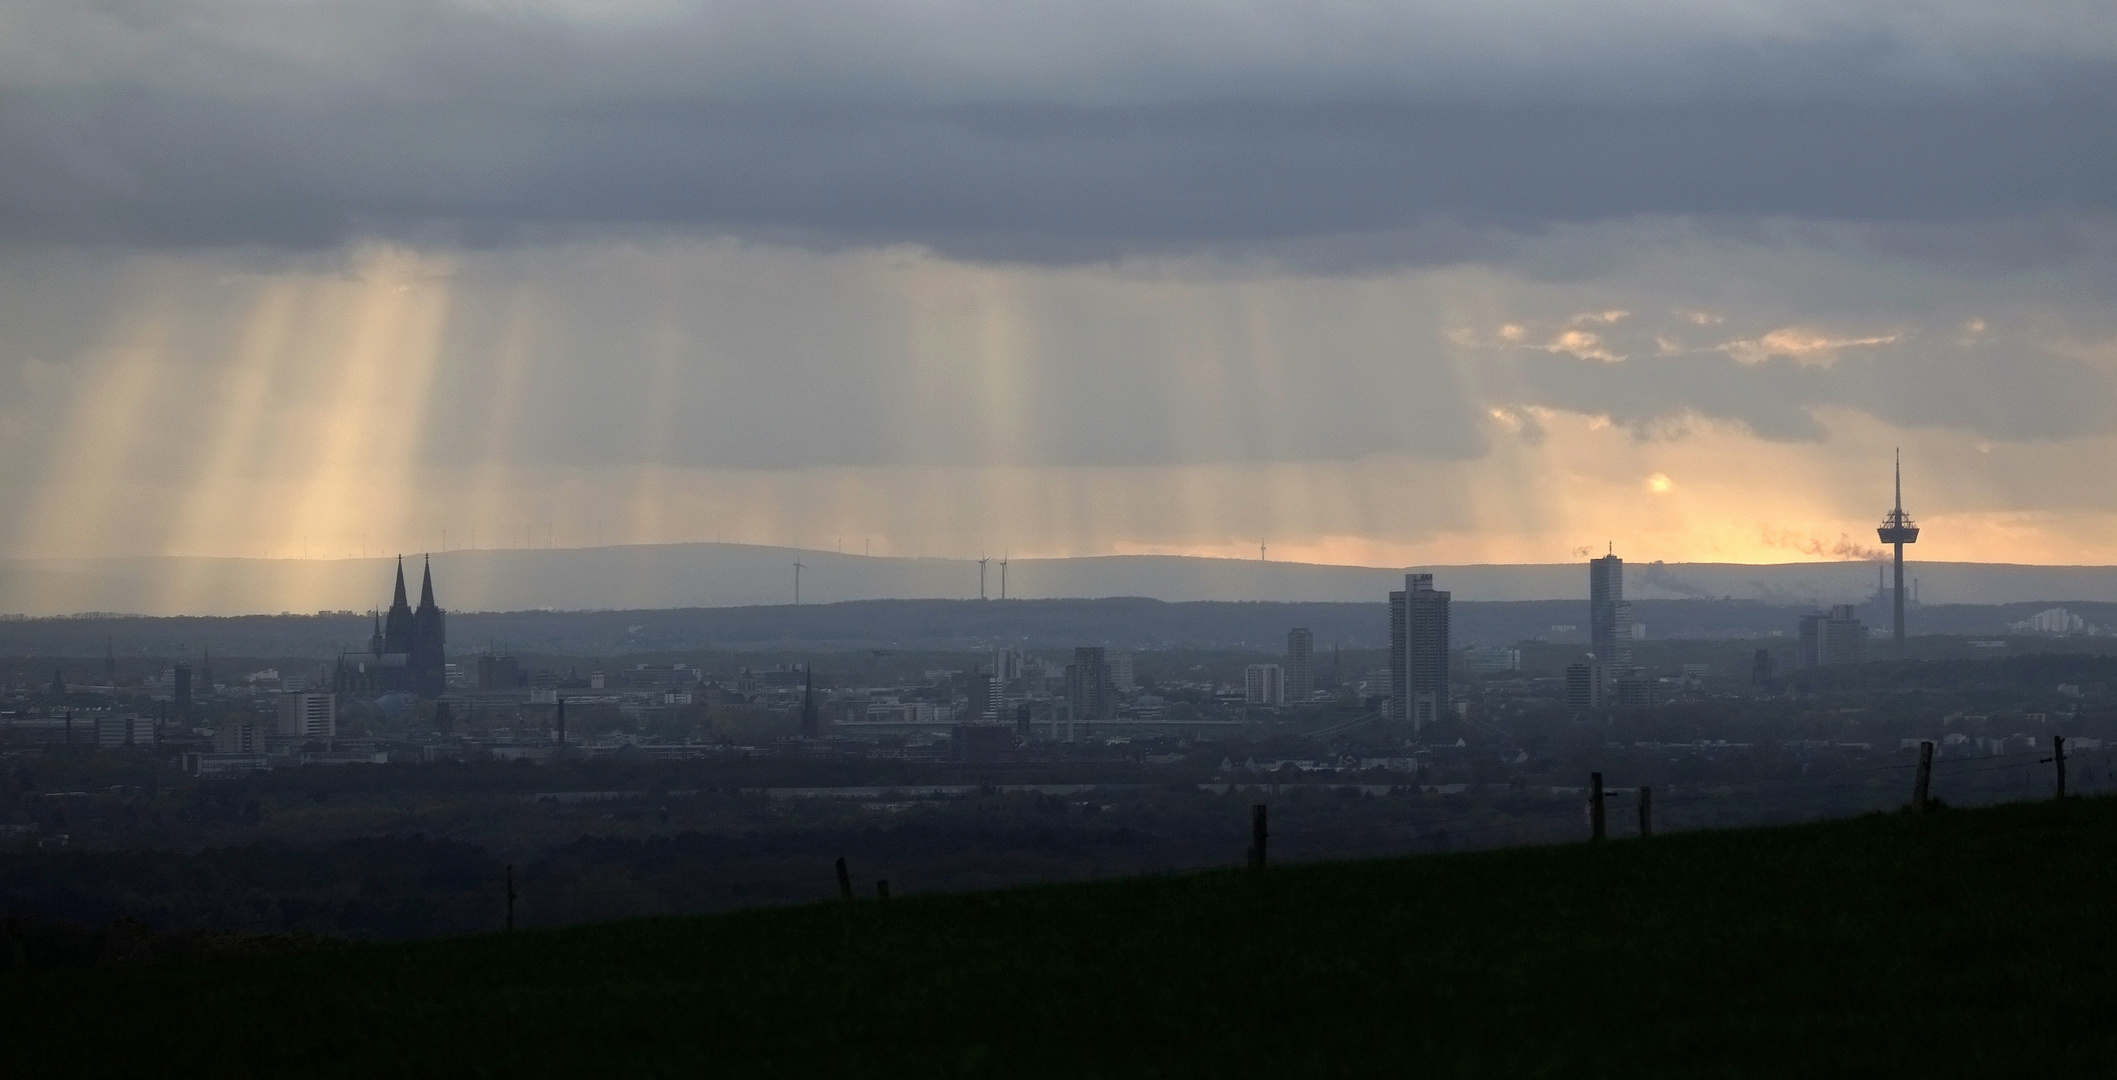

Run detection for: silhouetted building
[[1389, 573, 1450, 729], [1590, 552, 1631, 667], [338, 556, 449, 697], [1565, 661, 1603, 711], [966, 667, 1001, 723], [277, 692, 336, 738], [173, 663, 192, 711], [1751, 649, 1776, 686], [1065, 646, 1111, 722], [1286, 628, 1314, 702], [477, 654, 525, 690], [1107, 653, 1135, 693], [97, 714, 152, 749], [1615, 675, 1662, 708], [1798, 605, 1868, 667], [800, 667, 821, 738], [1245, 663, 1285, 706], [215, 718, 268, 754]]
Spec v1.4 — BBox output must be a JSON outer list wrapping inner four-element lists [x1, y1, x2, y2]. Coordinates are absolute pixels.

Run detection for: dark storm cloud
[[4, 1, 2116, 260]]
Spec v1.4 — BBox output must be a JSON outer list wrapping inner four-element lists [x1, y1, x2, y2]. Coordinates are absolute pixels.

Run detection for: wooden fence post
[[1247, 804, 1268, 869], [1913, 741, 1933, 813], [1589, 773, 1605, 841], [505, 864, 517, 932], [835, 857, 854, 900], [1638, 785, 1652, 838], [2054, 735, 2067, 799]]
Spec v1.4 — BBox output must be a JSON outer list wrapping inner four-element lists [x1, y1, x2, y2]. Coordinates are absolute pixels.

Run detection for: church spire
[[393, 555, 409, 608], [419, 553, 436, 609]]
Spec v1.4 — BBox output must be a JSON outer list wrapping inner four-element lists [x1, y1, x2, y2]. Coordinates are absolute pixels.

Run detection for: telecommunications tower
[[1876, 451, 1919, 654]]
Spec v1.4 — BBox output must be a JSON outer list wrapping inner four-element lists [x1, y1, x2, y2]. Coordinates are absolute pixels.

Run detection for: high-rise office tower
[[277, 691, 336, 738], [1107, 653, 1135, 693], [1244, 663, 1285, 706], [1065, 646, 1110, 722], [1388, 573, 1451, 729], [1285, 628, 1314, 703], [1876, 451, 1919, 654], [1589, 552, 1631, 667], [1797, 605, 1868, 667]]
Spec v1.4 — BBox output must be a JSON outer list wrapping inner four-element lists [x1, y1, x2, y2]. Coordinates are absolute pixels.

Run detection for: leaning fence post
[[1638, 785, 1652, 838], [1589, 773, 1605, 841], [835, 856, 854, 900], [2054, 735, 2067, 799], [1247, 804, 1268, 869], [1913, 741, 1934, 813], [505, 864, 517, 933]]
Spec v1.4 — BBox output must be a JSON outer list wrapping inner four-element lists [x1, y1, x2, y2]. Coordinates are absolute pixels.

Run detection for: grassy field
[[6, 796, 2116, 1077]]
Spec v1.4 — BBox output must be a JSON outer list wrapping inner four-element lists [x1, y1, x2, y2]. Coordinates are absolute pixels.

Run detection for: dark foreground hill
[[7, 798, 2117, 1077]]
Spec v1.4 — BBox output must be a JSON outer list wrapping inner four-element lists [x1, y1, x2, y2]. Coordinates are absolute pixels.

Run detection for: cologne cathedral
[[336, 555, 448, 697]]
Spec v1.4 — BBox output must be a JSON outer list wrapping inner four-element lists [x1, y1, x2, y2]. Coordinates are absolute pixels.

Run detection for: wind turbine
[[1259, 539, 1268, 562], [978, 555, 990, 600], [999, 553, 1009, 600]]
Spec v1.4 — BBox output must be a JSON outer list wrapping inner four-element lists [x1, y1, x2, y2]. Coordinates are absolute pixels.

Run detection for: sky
[[3, 0, 2116, 572]]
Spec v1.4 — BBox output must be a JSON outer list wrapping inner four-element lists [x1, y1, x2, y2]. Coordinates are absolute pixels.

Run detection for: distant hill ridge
[[3, 543, 2117, 616]]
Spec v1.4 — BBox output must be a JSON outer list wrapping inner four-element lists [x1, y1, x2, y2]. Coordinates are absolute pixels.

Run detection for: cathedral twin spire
[[374, 554, 448, 696]]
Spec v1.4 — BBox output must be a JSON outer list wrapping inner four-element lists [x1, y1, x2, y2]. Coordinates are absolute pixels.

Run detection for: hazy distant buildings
[[1464, 646, 1521, 674], [214, 718, 269, 754], [1245, 663, 1285, 706], [1388, 573, 1450, 729], [1285, 628, 1314, 702], [96, 714, 152, 748], [1797, 605, 1868, 667]]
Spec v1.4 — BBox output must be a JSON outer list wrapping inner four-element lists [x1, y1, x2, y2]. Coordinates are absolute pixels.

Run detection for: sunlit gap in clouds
[[159, 279, 302, 615], [8, 233, 2117, 590]]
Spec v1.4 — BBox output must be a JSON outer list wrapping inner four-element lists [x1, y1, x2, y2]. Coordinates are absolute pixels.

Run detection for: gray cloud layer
[[5, 1, 2115, 260]]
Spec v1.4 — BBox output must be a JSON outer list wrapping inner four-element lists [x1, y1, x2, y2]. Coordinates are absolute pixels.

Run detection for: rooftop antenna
[[793, 560, 806, 605], [978, 555, 990, 600]]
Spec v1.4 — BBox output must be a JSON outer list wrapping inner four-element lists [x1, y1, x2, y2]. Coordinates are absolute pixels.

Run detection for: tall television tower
[[1876, 450, 1919, 654]]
